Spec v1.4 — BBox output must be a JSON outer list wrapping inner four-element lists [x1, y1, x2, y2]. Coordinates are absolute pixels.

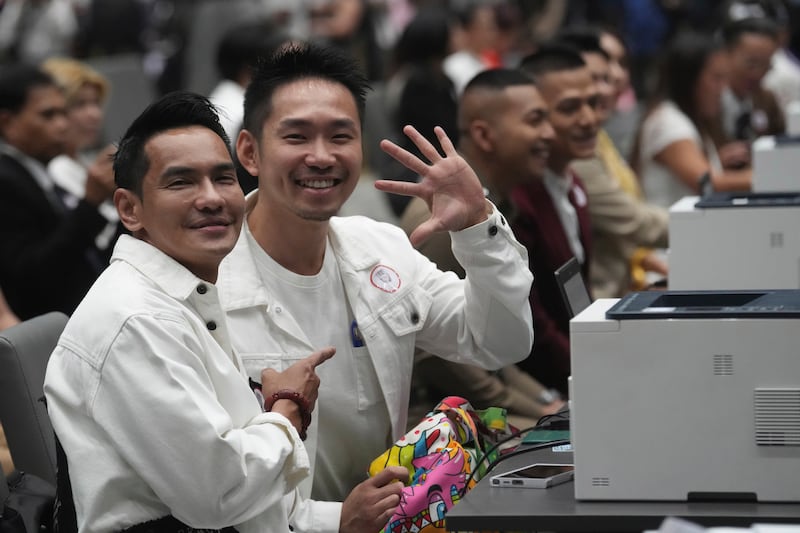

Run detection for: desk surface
[[446, 445, 800, 532]]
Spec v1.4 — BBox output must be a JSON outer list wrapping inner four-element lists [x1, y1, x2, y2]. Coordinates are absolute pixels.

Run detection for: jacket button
[[488, 225, 498, 236], [410, 311, 420, 324], [196, 284, 207, 294], [206, 321, 217, 331]]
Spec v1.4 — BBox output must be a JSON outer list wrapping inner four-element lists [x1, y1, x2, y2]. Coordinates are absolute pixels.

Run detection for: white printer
[[668, 193, 800, 290], [752, 135, 800, 192], [569, 291, 800, 502]]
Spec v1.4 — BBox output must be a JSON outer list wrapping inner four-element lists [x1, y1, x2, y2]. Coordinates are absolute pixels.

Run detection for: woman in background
[[633, 31, 752, 208]]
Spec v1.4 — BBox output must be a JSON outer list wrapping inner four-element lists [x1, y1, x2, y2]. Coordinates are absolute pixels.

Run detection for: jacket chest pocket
[[359, 287, 432, 409], [239, 352, 306, 384]]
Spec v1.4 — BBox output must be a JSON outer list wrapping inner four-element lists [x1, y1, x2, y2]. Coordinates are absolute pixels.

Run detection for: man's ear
[[469, 120, 494, 153], [236, 129, 260, 177], [114, 188, 143, 233]]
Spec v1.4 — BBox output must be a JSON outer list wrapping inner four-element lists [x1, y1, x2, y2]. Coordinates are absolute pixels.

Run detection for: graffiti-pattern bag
[[368, 396, 509, 533]]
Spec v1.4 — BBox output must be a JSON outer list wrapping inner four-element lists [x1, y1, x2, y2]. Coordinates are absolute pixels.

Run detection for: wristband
[[263, 389, 312, 440]]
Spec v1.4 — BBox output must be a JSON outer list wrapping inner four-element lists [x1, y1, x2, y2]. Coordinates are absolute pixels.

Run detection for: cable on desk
[[459, 408, 571, 497], [534, 408, 570, 430]]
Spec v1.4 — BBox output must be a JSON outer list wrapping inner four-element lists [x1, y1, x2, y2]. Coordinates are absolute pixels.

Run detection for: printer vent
[[591, 477, 610, 487], [754, 388, 800, 446], [713, 354, 733, 376], [770, 231, 784, 248]]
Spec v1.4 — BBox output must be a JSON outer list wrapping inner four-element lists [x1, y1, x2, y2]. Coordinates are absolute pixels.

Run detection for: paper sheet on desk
[[648, 517, 800, 533]]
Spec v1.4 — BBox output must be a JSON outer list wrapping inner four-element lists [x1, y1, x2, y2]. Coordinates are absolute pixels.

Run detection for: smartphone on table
[[489, 463, 574, 489]]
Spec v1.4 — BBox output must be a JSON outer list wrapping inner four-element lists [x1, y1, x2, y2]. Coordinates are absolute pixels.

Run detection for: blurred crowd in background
[[0, 0, 797, 152], [2, 0, 800, 475]]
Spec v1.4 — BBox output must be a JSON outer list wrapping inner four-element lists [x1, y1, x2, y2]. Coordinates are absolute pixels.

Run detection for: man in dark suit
[[516, 45, 601, 396], [0, 65, 116, 319]]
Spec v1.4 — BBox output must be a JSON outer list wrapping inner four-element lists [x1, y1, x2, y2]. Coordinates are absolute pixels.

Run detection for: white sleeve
[[284, 492, 343, 533], [414, 201, 535, 369], [640, 103, 703, 161]]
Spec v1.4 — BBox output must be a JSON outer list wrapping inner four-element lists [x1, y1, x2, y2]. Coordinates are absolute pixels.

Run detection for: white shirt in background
[[209, 79, 246, 144], [638, 101, 721, 208], [543, 169, 585, 264], [764, 48, 800, 116]]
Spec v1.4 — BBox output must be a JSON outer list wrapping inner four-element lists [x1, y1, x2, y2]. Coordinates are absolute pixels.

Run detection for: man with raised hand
[[219, 42, 534, 533]]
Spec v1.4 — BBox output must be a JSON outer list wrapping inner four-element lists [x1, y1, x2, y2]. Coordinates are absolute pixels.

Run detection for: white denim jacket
[[218, 205, 534, 533], [45, 235, 310, 533]]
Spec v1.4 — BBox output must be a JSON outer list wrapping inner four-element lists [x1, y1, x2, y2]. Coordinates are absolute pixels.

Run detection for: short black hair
[[243, 41, 371, 139], [216, 20, 287, 82], [721, 16, 780, 46], [114, 91, 231, 195], [556, 27, 610, 60], [518, 43, 587, 81], [0, 64, 58, 114], [463, 68, 535, 94]]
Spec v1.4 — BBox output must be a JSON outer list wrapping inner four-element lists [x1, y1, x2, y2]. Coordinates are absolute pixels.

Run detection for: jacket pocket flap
[[379, 287, 432, 337]]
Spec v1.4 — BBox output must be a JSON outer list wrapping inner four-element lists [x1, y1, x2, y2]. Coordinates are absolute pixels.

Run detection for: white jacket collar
[[111, 234, 207, 301], [218, 190, 383, 311]]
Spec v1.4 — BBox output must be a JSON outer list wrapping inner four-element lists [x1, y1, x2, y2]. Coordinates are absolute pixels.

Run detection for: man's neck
[[247, 204, 329, 276], [547, 157, 571, 179]]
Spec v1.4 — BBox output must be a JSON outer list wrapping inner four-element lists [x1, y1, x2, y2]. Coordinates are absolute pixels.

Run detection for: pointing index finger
[[308, 346, 336, 368]]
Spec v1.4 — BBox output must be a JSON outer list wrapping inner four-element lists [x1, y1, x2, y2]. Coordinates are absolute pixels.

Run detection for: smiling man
[[45, 92, 333, 533], [401, 68, 565, 425], [218, 43, 535, 533], [516, 44, 601, 396]]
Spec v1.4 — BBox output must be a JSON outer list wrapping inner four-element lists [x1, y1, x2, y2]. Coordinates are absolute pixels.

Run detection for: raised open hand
[[377, 126, 490, 246]]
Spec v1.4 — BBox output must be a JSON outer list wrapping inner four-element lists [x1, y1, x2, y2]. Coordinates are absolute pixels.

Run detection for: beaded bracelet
[[263, 389, 312, 440]]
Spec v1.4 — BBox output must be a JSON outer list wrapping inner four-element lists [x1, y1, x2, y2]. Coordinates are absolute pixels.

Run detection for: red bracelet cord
[[263, 389, 312, 440]]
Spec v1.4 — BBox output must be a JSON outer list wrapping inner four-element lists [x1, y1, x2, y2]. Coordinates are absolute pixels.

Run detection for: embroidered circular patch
[[370, 264, 401, 293]]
